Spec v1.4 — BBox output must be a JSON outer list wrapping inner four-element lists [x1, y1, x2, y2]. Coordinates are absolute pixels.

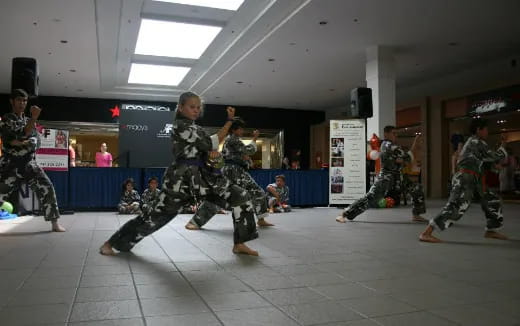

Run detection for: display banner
[[119, 110, 174, 167], [35, 128, 69, 171], [329, 119, 366, 204]]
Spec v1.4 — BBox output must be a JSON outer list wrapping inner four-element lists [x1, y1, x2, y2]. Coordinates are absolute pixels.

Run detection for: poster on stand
[[329, 119, 366, 205], [35, 128, 69, 171]]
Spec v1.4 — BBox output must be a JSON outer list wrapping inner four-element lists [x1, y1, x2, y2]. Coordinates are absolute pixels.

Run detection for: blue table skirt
[[47, 167, 328, 209]]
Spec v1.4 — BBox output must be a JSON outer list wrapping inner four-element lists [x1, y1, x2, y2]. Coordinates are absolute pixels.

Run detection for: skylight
[[153, 0, 244, 11], [135, 19, 222, 59], [128, 63, 190, 86]]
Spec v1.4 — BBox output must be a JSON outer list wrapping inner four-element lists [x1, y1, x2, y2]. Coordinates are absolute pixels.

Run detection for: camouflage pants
[[0, 158, 60, 221], [108, 165, 258, 251], [118, 202, 141, 214], [268, 197, 291, 212], [189, 165, 268, 227], [342, 173, 425, 220], [431, 171, 503, 231]]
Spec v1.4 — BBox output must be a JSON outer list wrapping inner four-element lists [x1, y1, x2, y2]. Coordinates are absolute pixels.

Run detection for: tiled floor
[[0, 200, 519, 326]]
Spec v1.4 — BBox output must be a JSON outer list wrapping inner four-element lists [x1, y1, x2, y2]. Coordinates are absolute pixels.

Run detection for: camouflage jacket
[[141, 188, 161, 206], [222, 134, 257, 168], [0, 112, 39, 162], [119, 190, 140, 205], [267, 183, 290, 203], [380, 139, 412, 175], [172, 117, 218, 162], [457, 136, 507, 174]]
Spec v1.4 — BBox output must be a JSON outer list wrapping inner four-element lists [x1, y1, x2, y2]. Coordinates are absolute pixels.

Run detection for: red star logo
[[109, 105, 120, 118]]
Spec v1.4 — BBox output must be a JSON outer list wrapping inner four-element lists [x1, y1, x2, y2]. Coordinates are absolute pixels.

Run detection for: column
[[365, 46, 396, 139]]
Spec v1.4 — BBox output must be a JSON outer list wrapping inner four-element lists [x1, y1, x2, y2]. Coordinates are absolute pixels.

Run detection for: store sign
[[35, 128, 69, 171], [119, 110, 173, 167], [122, 104, 170, 111], [468, 85, 520, 116], [121, 124, 149, 132], [329, 119, 366, 205]]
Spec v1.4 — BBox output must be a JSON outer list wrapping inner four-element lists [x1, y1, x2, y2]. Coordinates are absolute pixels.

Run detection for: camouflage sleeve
[[228, 136, 256, 156], [283, 186, 290, 203], [132, 190, 141, 202], [478, 140, 507, 163], [392, 144, 412, 162], [1, 114, 24, 143], [174, 123, 214, 153], [243, 141, 257, 156]]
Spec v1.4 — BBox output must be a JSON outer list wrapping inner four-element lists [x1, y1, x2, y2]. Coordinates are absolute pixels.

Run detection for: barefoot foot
[[412, 215, 428, 222], [257, 219, 274, 227], [419, 233, 442, 243], [336, 216, 347, 223], [185, 222, 200, 230], [484, 231, 508, 240], [419, 225, 441, 243], [51, 221, 66, 232], [232, 243, 258, 256], [99, 242, 116, 256]]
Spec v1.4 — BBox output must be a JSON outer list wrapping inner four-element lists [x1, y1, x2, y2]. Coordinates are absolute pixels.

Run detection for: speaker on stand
[[11, 57, 39, 97]]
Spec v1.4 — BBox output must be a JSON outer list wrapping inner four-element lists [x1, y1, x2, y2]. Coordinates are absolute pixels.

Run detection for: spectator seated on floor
[[118, 178, 141, 214], [266, 174, 291, 213]]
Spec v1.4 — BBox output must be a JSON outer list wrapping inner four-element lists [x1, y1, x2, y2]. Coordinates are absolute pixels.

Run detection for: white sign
[[329, 119, 366, 204], [35, 128, 69, 171]]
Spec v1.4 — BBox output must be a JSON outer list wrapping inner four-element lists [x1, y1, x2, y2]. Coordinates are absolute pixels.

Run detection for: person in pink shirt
[[95, 143, 112, 167]]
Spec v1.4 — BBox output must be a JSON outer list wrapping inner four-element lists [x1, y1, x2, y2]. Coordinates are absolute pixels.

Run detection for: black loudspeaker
[[11, 57, 39, 97], [349, 87, 373, 118]]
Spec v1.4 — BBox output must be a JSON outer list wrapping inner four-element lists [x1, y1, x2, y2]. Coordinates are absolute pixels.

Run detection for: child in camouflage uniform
[[140, 176, 161, 214], [267, 175, 291, 213], [420, 118, 508, 242], [100, 92, 259, 256], [0, 89, 65, 232], [185, 117, 273, 229], [118, 178, 141, 214], [336, 126, 426, 223]]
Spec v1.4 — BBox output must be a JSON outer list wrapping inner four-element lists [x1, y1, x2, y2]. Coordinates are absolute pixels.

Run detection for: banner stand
[[329, 119, 367, 207]]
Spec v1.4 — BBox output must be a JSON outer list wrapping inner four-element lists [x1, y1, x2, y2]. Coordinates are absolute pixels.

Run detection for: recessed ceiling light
[[236, 81, 243, 84], [60, 40, 68, 44], [135, 19, 222, 59], [128, 63, 190, 86], [268, 58, 275, 62], [152, 0, 244, 11], [353, 18, 359, 22], [319, 21, 328, 25]]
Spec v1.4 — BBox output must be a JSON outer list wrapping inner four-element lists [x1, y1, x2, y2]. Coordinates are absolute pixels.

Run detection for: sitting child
[[118, 178, 141, 214], [266, 175, 291, 213], [141, 176, 161, 213]]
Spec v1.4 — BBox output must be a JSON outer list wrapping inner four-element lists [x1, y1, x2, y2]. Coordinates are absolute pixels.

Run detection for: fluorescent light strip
[[135, 19, 222, 59], [153, 0, 244, 11], [128, 64, 190, 86]]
